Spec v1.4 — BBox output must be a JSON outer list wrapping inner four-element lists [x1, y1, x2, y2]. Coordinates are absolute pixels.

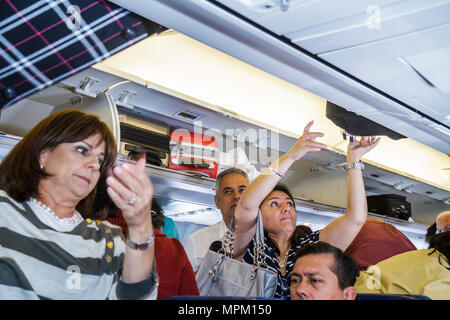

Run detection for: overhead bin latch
[[116, 90, 136, 110], [74, 77, 99, 98]]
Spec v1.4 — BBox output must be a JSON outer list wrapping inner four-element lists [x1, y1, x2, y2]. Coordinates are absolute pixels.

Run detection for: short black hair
[[294, 241, 360, 290], [294, 225, 313, 239]]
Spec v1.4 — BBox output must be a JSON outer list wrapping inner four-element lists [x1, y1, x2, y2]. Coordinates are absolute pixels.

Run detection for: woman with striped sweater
[[0, 110, 157, 299]]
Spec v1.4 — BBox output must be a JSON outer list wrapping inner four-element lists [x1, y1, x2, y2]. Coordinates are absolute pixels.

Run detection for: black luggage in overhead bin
[[118, 112, 170, 168], [326, 101, 406, 140], [367, 194, 412, 221]]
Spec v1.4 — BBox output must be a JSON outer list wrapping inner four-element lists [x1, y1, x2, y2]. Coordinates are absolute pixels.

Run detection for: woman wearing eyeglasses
[[0, 110, 156, 299]]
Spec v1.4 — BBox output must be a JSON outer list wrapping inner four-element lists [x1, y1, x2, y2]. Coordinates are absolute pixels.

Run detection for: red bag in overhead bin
[[169, 130, 219, 179]]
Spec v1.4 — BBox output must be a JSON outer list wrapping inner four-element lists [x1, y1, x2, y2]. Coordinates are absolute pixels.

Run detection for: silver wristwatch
[[126, 234, 155, 251], [346, 161, 365, 170]]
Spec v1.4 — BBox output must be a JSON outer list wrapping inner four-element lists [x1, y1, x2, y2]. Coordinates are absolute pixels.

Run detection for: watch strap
[[345, 161, 365, 170], [126, 233, 155, 251]]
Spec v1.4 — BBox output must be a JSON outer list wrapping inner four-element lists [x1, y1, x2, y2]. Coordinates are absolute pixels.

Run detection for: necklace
[[30, 197, 83, 224], [277, 249, 290, 269]]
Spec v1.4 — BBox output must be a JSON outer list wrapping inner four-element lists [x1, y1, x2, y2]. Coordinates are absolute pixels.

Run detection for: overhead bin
[[118, 110, 171, 168], [0, 90, 121, 150], [110, 0, 450, 155], [2, 66, 446, 225]]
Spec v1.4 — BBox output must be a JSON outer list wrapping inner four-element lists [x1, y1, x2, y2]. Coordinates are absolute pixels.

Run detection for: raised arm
[[106, 154, 155, 290], [233, 121, 326, 259], [319, 136, 380, 251]]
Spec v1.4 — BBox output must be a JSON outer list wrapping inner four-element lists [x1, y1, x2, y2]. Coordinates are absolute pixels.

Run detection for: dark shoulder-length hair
[[0, 109, 117, 219]]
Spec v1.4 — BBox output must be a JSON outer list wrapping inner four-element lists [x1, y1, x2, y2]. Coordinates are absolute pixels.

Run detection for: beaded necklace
[[30, 197, 83, 224]]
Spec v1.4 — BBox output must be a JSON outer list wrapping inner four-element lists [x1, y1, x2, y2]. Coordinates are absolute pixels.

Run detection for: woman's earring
[[40, 163, 44, 170]]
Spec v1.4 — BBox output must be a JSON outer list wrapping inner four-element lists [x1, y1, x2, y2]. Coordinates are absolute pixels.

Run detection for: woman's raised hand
[[286, 121, 327, 161], [106, 153, 154, 233], [347, 136, 380, 162]]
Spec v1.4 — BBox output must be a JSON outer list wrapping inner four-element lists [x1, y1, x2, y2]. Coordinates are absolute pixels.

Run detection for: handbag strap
[[220, 227, 234, 258], [224, 210, 267, 268], [253, 209, 267, 268]]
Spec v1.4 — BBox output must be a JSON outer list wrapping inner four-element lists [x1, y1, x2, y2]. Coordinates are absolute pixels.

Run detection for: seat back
[[356, 293, 431, 300]]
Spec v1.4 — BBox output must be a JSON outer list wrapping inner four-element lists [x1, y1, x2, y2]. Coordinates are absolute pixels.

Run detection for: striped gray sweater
[[0, 190, 157, 299]]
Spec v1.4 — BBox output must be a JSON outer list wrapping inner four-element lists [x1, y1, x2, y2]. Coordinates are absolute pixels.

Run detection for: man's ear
[[214, 195, 219, 209], [343, 286, 357, 300]]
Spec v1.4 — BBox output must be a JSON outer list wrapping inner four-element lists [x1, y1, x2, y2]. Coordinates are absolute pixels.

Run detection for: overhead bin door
[[318, 23, 450, 128], [0, 0, 153, 109], [217, 0, 450, 129]]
